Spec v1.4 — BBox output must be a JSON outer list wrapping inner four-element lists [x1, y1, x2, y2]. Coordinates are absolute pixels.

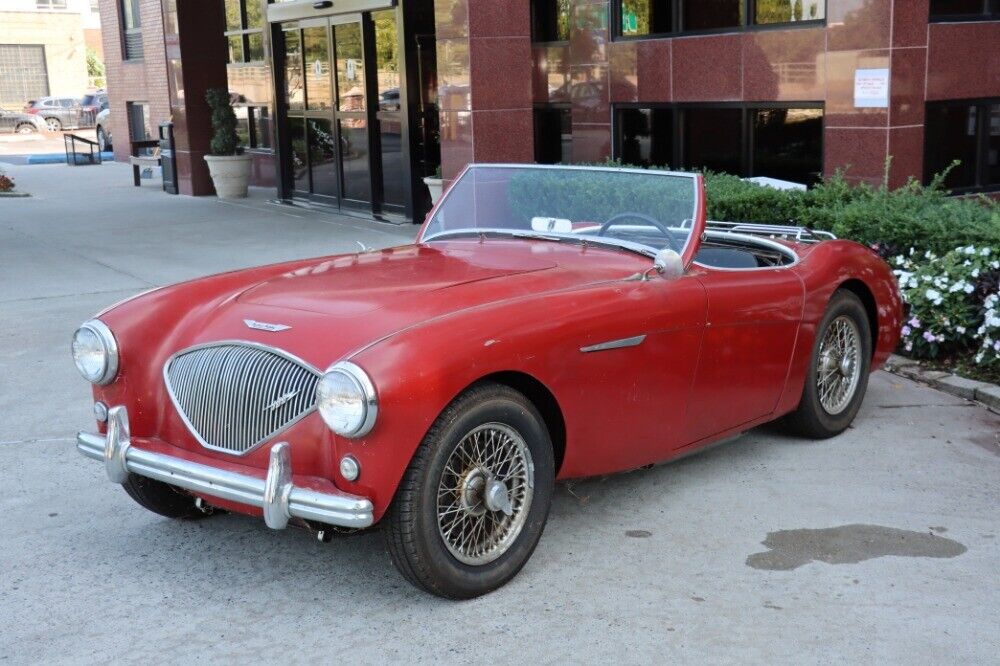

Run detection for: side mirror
[[653, 248, 684, 279]]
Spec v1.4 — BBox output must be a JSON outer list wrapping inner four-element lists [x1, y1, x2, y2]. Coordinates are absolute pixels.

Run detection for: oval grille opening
[[164, 343, 320, 455]]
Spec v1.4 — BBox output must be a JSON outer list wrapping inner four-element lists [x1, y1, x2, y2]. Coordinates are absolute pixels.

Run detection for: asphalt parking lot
[[2, 163, 998, 664]]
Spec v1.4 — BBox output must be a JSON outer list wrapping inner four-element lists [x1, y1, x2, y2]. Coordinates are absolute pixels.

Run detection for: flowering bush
[[892, 245, 1000, 365], [0, 173, 14, 192]]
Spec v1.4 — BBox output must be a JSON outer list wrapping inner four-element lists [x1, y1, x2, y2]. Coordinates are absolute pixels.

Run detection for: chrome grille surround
[[163, 341, 321, 456]]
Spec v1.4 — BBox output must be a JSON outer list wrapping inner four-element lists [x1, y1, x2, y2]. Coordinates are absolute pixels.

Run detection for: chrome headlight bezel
[[316, 361, 378, 438], [71, 319, 119, 385]]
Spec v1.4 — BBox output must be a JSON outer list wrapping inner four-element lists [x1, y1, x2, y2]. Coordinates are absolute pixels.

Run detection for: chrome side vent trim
[[164, 342, 320, 455]]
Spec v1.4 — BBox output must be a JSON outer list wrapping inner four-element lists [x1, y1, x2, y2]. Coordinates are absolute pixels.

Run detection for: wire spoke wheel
[[816, 315, 862, 415], [436, 423, 534, 566]]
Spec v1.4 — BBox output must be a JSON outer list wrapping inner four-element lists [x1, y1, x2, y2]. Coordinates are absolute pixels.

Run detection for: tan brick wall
[[0, 10, 89, 108], [98, 0, 170, 162]]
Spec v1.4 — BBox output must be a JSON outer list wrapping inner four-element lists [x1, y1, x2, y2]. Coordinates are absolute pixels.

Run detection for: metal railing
[[64, 133, 102, 166]]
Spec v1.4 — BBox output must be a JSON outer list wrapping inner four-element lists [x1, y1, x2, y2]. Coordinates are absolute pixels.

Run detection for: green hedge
[[583, 159, 1000, 255], [702, 169, 1000, 256]]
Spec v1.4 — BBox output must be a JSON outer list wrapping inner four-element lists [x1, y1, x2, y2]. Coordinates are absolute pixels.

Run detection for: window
[[120, 0, 143, 60], [532, 0, 572, 42], [616, 0, 825, 38], [929, 0, 1000, 21], [924, 100, 1000, 192], [534, 106, 572, 164], [615, 103, 824, 185], [126, 101, 151, 153], [225, 0, 272, 150], [0, 45, 49, 107], [36, 0, 68, 9]]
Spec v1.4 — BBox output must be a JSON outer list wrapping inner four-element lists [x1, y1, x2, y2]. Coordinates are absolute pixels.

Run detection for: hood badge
[[264, 390, 300, 412], [244, 319, 291, 332]]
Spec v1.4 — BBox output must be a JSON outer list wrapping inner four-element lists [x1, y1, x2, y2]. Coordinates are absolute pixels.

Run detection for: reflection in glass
[[929, 0, 991, 17], [245, 0, 263, 29], [304, 27, 331, 110], [335, 22, 365, 112], [680, 0, 743, 31], [253, 106, 272, 149], [224, 0, 242, 31], [284, 30, 303, 111], [235, 106, 250, 147], [752, 108, 823, 184], [379, 118, 404, 207], [374, 10, 400, 110], [621, 0, 672, 36], [755, 0, 825, 24], [308, 118, 339, 198], [289, 117, 309, 192], [924, 104, 978, 190], [534, 106, 573, 164], [227, 35, 243, 64], [340, 120, 371, 202], [531, 0, 572, 42], [616, 107, 674, 168], [247, 32, 264, 62], [683, 107, 742, 174]]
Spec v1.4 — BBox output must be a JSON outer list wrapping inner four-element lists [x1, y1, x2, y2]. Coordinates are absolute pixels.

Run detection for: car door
[[59, 98, 79, 127], [682, 265, 804, 444]]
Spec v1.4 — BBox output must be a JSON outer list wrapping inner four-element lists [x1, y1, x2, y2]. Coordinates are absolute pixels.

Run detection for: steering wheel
[[598, 212, 678, 252]]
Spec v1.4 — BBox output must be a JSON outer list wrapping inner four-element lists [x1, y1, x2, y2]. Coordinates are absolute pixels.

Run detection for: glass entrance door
[[278, 15, 382, 213]]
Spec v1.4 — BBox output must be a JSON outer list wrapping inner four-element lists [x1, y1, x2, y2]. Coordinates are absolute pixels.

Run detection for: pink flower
[[908, 317, 921, 328], [901, 325, 911, 336], [922, 330, 936, 342]]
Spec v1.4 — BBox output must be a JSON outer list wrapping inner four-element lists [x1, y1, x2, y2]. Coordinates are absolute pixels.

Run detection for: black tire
[[15, 123, 36, 135], [783, 289, 873, 439], [384, 382, 555, 599], [122, 473, 208, 520], [44, 117, 62, 132]]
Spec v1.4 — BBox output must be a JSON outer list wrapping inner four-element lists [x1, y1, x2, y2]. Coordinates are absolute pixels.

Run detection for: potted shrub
[[203, 88, 251, 199], [424, 165, 443, 204]]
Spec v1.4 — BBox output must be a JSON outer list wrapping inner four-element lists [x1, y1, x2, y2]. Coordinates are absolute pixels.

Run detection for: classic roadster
[[73, 165, 902, 598]]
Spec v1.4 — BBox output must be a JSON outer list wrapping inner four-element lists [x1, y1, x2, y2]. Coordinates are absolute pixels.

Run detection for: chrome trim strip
[[76, 407, 373, 529], [580, 335, 647, 353], [162, 340, 322, 457]]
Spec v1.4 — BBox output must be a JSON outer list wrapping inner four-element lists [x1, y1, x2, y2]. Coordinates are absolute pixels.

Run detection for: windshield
[[420, 165, 700, 259]]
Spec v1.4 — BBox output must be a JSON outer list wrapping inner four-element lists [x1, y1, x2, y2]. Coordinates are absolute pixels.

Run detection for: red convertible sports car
[[74, 165, 902, 598]]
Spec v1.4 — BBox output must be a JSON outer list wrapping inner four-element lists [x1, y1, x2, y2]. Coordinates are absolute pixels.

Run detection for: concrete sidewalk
[[1, 162, 998, 664]]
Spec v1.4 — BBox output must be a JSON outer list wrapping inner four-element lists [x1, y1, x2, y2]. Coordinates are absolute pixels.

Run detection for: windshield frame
[[418, 164, 706, 267]]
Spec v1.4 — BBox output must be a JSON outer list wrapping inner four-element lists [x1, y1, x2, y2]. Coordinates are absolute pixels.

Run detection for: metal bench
[[129, 139, 161, 186]]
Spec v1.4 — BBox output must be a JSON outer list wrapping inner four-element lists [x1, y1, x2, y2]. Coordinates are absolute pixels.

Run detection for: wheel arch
[[465, 371, 567, 476], [837, 278, 878, 358]]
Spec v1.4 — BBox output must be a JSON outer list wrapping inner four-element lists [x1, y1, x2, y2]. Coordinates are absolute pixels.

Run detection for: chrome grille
[[164, 343, 320, 455]]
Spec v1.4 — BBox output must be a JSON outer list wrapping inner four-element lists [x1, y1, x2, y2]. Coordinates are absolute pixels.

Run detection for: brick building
[[0, 0, 102, 110], [98, 0, 1000, 221]]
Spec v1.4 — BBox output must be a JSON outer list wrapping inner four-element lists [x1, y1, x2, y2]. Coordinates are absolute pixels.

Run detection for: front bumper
[[77, 406, 374, 529]]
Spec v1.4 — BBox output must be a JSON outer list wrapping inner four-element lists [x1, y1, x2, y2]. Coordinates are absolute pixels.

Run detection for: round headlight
[[71, 320, 119, 385], [316, 361, 377, 438]]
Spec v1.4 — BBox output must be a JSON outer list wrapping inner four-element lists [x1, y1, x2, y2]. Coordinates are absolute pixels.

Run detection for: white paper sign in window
[[854, 68, 890, 108]]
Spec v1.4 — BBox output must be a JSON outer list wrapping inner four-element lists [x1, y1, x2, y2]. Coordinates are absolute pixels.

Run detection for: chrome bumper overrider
[[76, 406, 374, 530]]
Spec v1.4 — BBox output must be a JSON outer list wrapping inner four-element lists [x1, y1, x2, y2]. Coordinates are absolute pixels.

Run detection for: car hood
[[236, 244, 556, 316]]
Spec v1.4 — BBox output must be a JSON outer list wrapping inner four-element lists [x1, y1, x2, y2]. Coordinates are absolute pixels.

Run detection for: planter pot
[[204, 154, 252, 199], [423, 176, 443, 205]]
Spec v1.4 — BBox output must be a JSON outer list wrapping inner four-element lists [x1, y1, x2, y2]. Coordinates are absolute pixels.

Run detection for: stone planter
[[204, 154, 252, 199], [423, 176, 443, 205]]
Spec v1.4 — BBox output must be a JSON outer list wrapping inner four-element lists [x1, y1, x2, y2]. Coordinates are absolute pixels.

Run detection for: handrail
[[64, 133, 102, 166]]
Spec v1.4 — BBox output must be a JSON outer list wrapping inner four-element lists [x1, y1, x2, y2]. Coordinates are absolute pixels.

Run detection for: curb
[[25, 152, 114, 165], [884, 354, 1000, 412]]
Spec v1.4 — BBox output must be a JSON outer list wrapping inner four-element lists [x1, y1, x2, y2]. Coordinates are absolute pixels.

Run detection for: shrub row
[[702, 168, 1000, 257]]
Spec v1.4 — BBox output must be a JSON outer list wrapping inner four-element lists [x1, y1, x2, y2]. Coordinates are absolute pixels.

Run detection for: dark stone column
[[163, 0, 229, 195]]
